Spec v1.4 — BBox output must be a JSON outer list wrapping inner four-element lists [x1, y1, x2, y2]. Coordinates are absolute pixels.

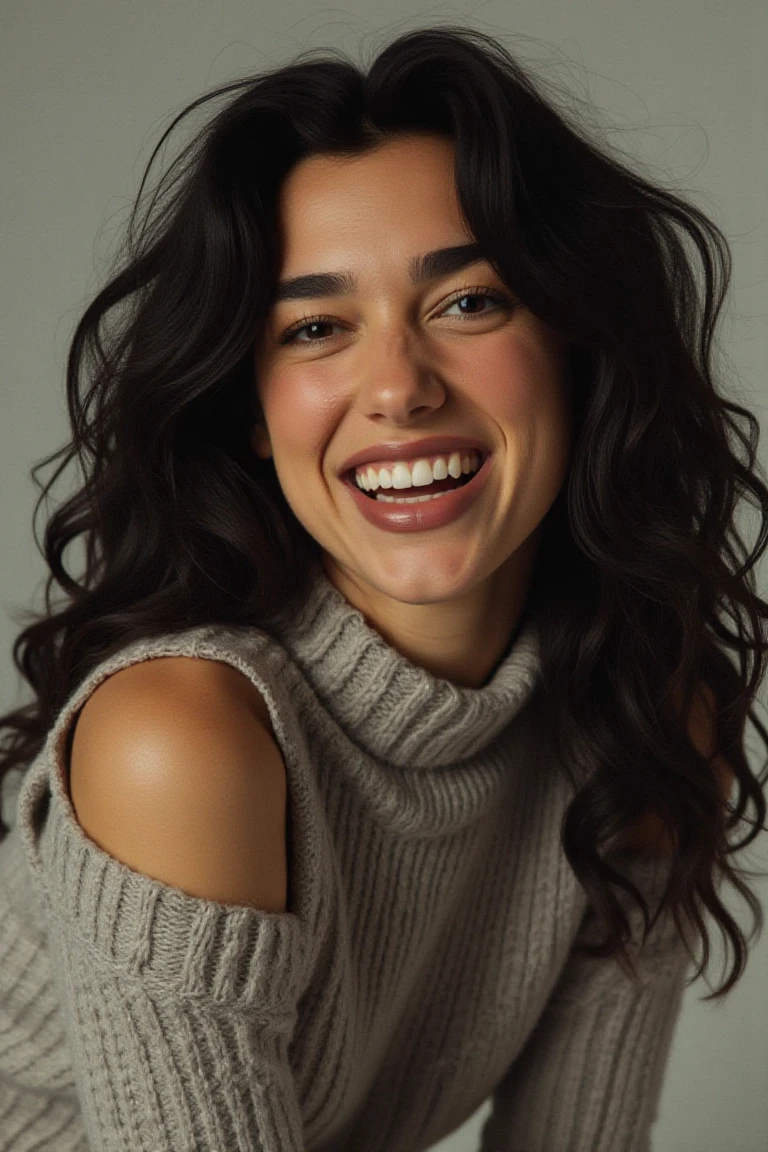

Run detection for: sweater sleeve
[[478, 849, 693, 1152], [14, 638, 312, 1152]]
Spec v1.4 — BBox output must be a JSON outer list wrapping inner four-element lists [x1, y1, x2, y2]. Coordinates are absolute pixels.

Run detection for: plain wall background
[[1, 3, 766, 1150]]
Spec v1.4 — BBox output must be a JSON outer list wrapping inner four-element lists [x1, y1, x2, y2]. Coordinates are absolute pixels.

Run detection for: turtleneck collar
[[272, 565, 542, 770]]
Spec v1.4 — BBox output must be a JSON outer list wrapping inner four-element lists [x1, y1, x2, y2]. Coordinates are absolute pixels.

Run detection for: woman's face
[[252, 132, 572, 610]]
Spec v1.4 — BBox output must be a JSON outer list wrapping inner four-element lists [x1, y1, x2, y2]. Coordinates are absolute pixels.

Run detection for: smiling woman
[[249, 131, 572, 680], [1, 21, 767, 1152]]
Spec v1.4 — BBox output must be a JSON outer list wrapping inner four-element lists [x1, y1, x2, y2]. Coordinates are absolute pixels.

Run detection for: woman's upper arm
[[67, 655, 289, 912]]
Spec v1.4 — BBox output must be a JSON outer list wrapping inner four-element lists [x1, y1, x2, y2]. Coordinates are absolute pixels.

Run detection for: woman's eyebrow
[[271, 242, 487, 303]]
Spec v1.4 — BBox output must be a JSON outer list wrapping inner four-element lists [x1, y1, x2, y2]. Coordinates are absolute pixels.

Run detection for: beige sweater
[[0, 566, 690, 1151]]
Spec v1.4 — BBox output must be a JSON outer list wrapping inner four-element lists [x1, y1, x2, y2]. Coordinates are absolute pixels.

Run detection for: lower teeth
[[375, 489, 454, 504]]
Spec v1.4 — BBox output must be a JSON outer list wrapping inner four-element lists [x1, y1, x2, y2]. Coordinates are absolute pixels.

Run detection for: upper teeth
[[354, 451, 482, 492]]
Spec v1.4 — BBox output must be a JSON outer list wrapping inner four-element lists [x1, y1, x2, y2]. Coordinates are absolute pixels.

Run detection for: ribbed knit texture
[[0, 565, 691, 1152]]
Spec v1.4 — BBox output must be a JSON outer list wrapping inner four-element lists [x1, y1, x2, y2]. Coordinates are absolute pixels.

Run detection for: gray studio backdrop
[[2, 3, 767, 1151]]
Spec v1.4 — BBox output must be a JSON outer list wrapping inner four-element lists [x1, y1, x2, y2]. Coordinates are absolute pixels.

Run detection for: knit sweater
[[0, 565, 691, 1152]]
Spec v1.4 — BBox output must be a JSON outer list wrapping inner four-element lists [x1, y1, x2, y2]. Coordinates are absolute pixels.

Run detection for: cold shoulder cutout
[[66, 653, 291, 913]]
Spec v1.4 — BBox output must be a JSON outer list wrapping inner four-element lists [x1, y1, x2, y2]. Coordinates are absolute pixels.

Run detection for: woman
[[0, 24, 766, 1152]]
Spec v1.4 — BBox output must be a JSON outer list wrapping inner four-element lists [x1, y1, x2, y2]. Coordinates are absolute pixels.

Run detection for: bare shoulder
[[68, 655, 288, 912]]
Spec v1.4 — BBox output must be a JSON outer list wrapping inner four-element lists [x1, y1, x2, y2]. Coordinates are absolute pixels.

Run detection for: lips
[[338, 435, 492, 478]]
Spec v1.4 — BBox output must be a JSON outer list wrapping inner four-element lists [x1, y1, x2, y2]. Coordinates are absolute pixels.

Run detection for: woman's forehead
[[272, 138, 470, 285]]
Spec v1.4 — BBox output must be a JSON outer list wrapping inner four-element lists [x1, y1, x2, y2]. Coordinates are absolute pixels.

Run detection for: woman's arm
[[28, 656, 307, 1152]]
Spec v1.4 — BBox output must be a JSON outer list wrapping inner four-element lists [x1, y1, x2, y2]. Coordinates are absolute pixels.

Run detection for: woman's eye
[[441, 291, 507, 319], [280, 289, 513, 346], [281, 318, 339, 345]]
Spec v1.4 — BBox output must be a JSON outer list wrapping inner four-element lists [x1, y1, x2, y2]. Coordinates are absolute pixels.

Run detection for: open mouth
[[343, 450, 492, 500]]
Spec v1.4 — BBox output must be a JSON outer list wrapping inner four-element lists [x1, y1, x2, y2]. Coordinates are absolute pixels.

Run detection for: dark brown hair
[[2, 25, 766, 1000]]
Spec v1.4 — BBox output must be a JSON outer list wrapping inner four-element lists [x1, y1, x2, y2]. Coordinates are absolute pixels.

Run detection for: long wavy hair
[[2, 25, 767, 1000]]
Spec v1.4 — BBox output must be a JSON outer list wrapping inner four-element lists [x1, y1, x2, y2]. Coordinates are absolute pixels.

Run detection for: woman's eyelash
[[278, 286, 517, 346]]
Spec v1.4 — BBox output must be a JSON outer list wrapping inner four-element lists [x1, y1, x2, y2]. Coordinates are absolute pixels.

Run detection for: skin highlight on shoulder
[[67, 655, 289, 912]]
